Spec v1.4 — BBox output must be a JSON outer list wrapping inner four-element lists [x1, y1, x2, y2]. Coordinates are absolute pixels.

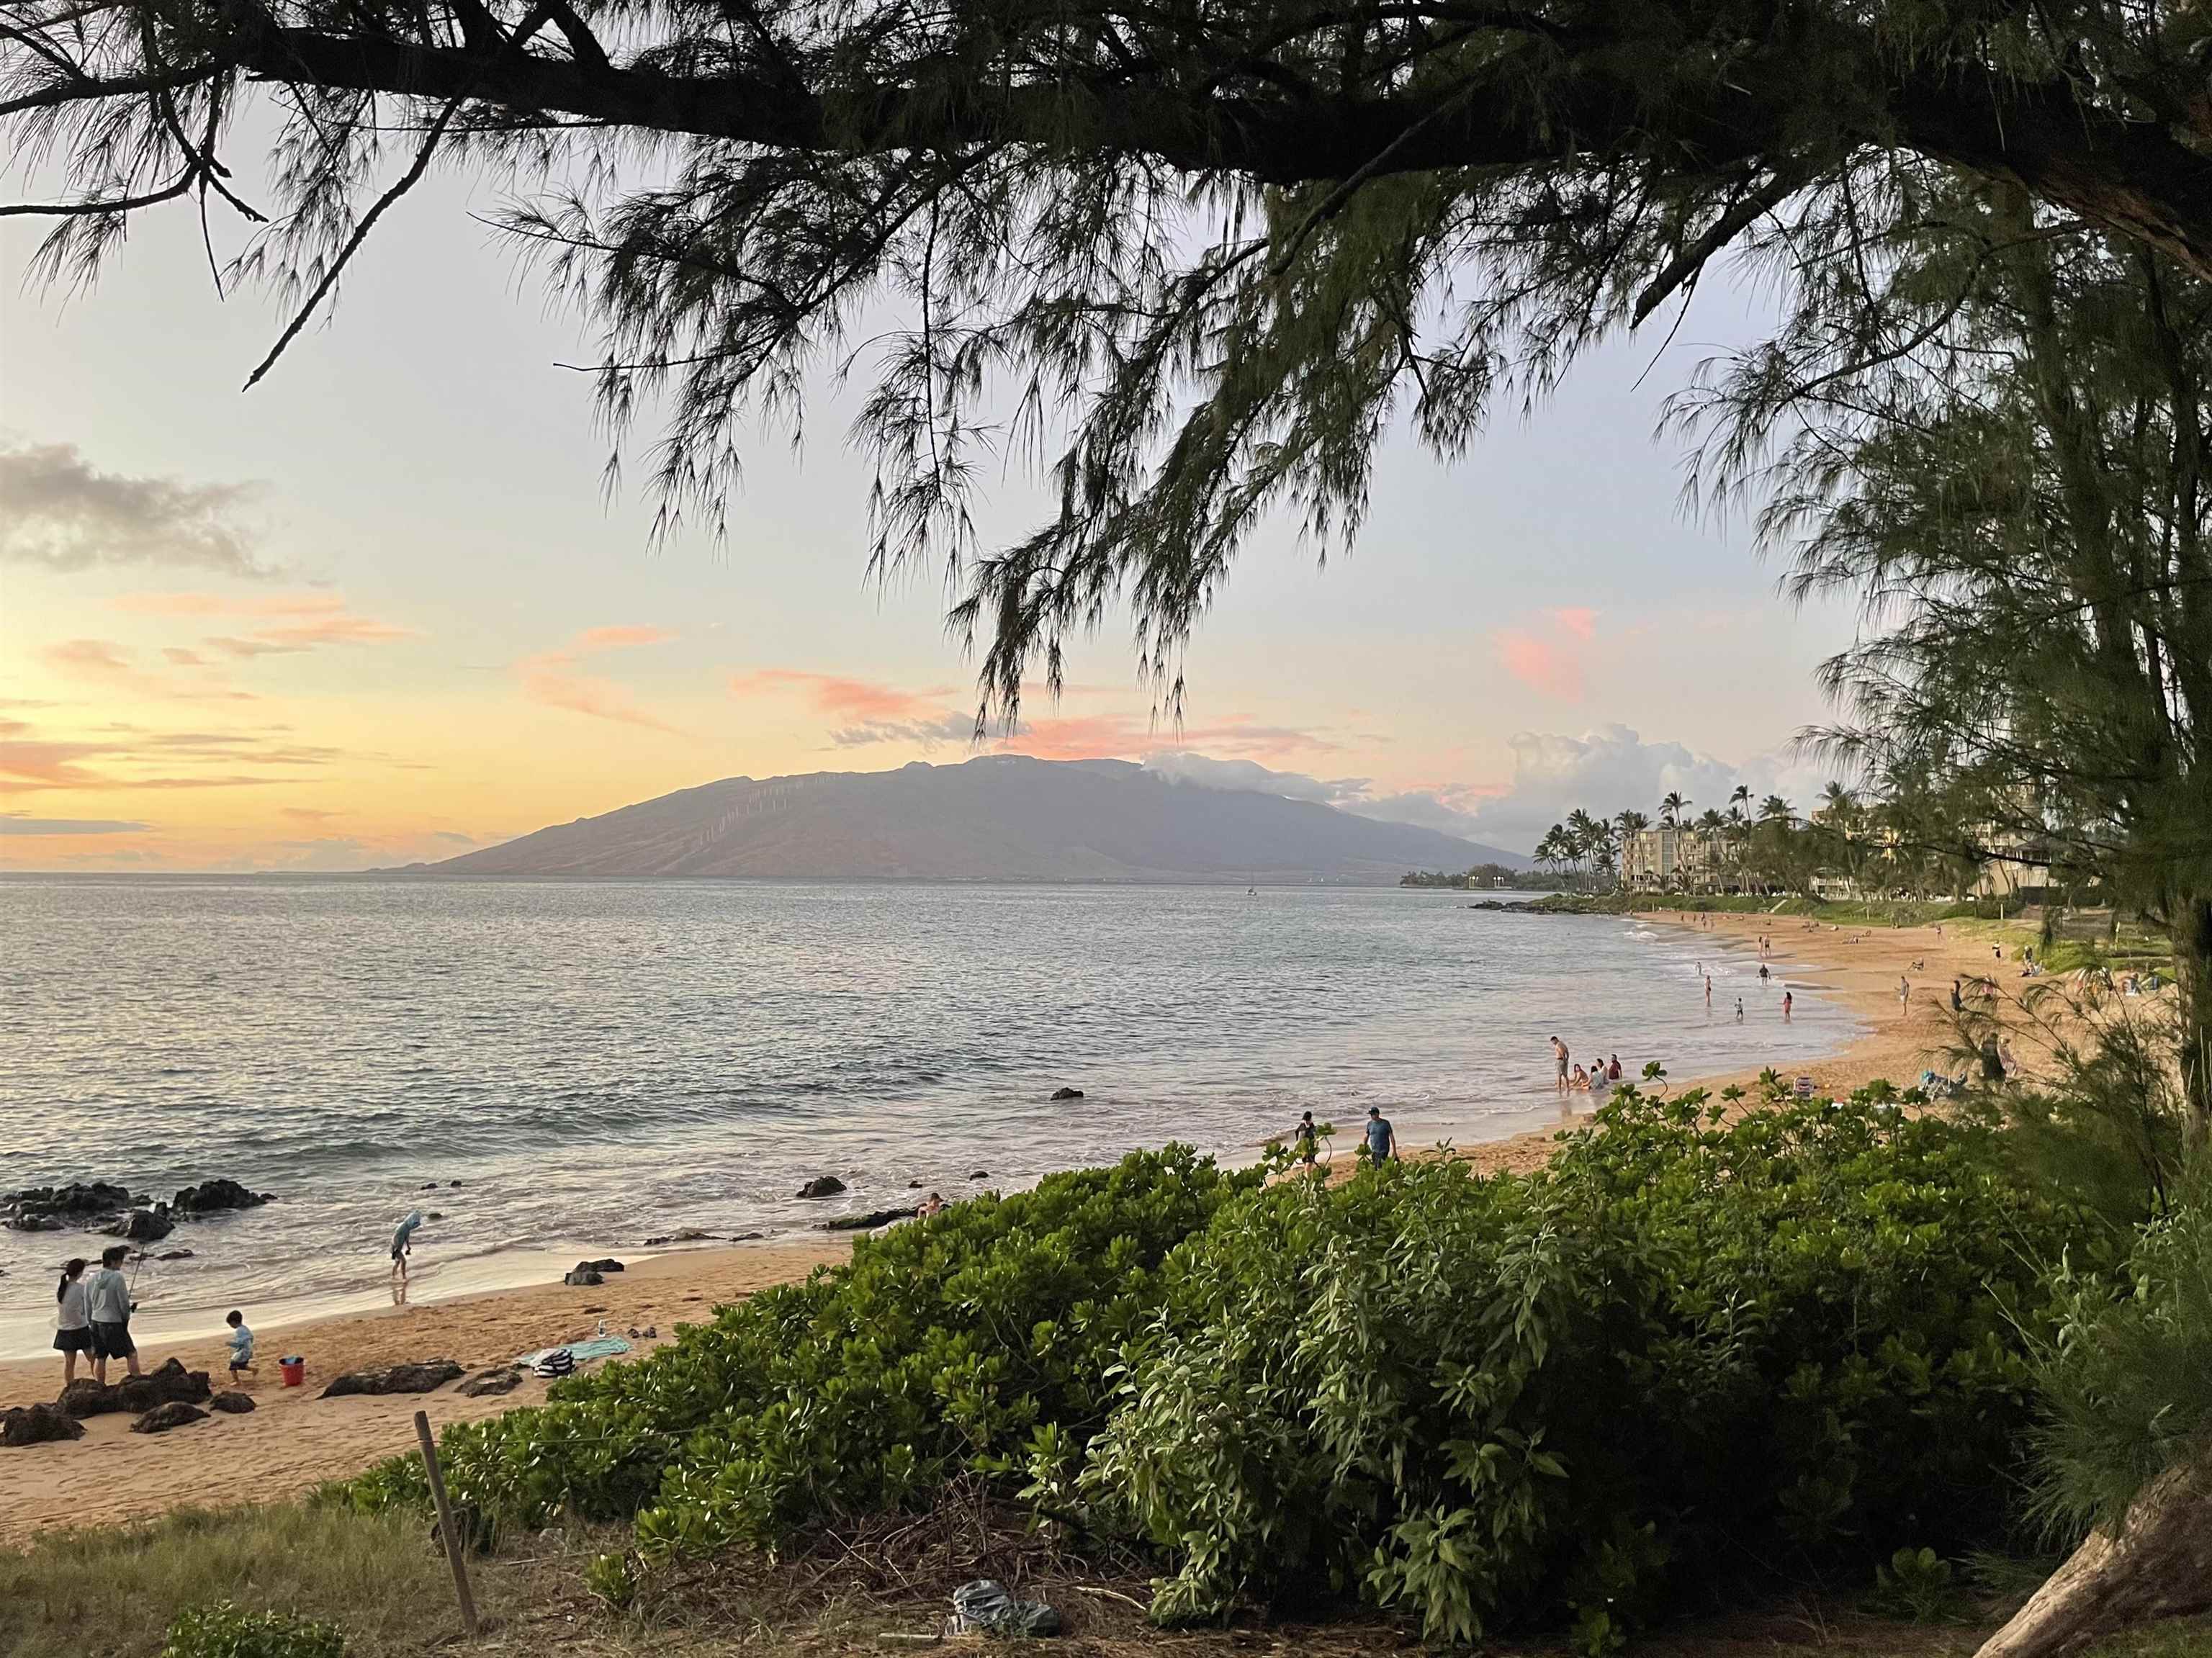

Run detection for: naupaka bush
[[1082, 1087, 2090, 1645]]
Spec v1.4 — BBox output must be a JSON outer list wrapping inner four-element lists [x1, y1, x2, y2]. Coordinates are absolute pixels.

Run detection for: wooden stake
[[413, 1409, 480, 1636]]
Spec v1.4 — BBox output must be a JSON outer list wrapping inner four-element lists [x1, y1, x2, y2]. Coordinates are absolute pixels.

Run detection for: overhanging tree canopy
[[7, 0, 2212, 711]]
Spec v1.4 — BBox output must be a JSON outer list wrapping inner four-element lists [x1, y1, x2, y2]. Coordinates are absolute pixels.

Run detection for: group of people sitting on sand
[[1551, 1037, 1624, 1095], [52, 1248, 255, 1392]]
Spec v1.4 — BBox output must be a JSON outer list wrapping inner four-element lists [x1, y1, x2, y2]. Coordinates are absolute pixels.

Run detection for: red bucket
[[278, 1356, 305, 1388]]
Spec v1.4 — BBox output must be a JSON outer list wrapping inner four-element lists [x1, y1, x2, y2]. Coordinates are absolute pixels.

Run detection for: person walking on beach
[[1551, 1036, 1570, 1094], [86, 1244, 140, 1386], [1293, 1111, 1319, 1167], [225, 1310, 256, 1383], [1364, 1107, 1398, 1163], [53, 1257, 92, 1387], [1758, 963, 1770, 986], [1898, 976, 1911, 1018], [1951, 978, 1964, 1014], [1735, 997, 1745, 1022], [390, 1209, 425, 1285], [1782, 990, 1794, 1021], [1704, 975, 1713, 1012]]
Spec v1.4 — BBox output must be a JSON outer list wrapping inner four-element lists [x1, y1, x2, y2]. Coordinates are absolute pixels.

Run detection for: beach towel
[[515, 1335, 631, 1369]]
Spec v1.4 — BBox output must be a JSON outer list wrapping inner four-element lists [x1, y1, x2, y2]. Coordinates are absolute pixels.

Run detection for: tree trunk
[[1973, 1458, 2212, 1658], [2175, 893, 2212, 1143]]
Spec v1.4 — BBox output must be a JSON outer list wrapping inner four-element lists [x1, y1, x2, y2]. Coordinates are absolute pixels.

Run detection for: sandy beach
[[0, 906, 2049, 1546], [0, 1240, 850, 1546]]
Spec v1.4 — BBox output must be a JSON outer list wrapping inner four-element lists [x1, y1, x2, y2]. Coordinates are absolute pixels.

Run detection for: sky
[[1, 153, 1861, 870]]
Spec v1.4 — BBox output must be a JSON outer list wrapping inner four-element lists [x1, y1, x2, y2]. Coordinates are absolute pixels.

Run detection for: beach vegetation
[[0, 1505, 451, 1658], [162, 1603, 347, 1658], [338, 1092, 2097, 1646]]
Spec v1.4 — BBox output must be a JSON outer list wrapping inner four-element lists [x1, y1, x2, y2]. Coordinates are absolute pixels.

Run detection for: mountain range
[[390, 756, 1528, 883]]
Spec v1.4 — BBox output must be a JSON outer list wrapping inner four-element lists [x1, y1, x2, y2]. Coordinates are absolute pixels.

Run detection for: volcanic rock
[[564, 1266, 603, 1287], [107, 1207, 174, 1243], [1, 1403, 84, 1446], [131, 1401, 208, 1434], [170, 1179, 274, 1215], [1051, 1087, 1084, 1101], [584, 1258, 624, 1273], [320, 1361, 464, 1398], [644, 1228, 717, 1246], [817, 1207, 919, 1232], [4, 1181, 132, 1230], [796, 1176, 847, 1199], [456, 1366, 527, 1398], [208, 1392, 256, 1414]]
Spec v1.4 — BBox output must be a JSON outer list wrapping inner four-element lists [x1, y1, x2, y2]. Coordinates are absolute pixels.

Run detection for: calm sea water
[[0, 879, 1856, 1356]]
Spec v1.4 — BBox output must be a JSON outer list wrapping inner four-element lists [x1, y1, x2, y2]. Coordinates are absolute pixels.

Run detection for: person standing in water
[[53, 1257, 92, 1387], [390, 1209, 425, 1285], [1364, 1107, 1398, 1163], [1782, 990, 1794, 1021], [1704, 975, 1713, 1011]]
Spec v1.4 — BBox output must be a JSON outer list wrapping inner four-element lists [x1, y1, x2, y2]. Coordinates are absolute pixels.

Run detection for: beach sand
[[0, 906, 2054, 1544], [0, 1240, 850, 1546]]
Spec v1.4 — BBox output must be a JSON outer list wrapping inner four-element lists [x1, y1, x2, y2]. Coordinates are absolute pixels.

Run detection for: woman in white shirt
[[53, 1257, 93, 1386]]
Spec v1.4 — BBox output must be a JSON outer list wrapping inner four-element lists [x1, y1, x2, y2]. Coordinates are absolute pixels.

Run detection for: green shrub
[[1868, 1547, 1958, 1623], [1081, 1087, 2090, 1643], [345, 1145, 1258, 1554], [162, 1603, 346, 1658], [2030, 1179, 2212, 1540]]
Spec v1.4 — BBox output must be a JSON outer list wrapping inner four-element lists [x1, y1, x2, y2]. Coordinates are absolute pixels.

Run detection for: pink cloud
[[1495, 630, 1585, 700], [730, 669, 956, 722], [1547, 607, 1598, 641], [43, 639, 136, 678], [113, 590, 413, 652], [575, 626, 678, 652], [517, 656, 683, 734]]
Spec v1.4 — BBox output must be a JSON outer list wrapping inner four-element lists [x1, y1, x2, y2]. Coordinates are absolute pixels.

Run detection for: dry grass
[[1, 1497, 2203, 1658]]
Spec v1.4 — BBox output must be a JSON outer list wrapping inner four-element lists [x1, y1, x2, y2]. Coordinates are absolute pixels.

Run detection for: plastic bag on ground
[[950, 1579, 1061, 1637]]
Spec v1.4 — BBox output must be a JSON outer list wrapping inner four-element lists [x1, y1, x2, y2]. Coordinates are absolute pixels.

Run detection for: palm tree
[[1660, 790, 1689, 827], [1612, 809, 1649, 890]]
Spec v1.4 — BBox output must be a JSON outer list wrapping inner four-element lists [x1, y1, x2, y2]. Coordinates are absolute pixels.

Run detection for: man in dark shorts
[[1550, 1036, 1570, 1094], [1364, 1107, 1397, 1164], [86, 1244, 141, 1385], [1293, 1112, 1319, 1166], [391, 1209, 425, 1283]]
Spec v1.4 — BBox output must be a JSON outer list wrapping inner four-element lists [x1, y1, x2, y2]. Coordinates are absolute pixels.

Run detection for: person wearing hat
[[390, 1209, 426, 1285]]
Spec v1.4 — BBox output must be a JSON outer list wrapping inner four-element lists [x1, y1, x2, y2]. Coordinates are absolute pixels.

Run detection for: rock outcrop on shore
[[60, 1359, 212, 1418], [4, 1176, 276, 1238], [169, 1179, 274, 1215], [1, 1402, 84, 1447], [320, 1360, 464, 1398]]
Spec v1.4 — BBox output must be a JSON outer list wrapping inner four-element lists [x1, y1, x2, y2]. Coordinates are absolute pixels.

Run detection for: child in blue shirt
[[225, 1310, 255, 1380]]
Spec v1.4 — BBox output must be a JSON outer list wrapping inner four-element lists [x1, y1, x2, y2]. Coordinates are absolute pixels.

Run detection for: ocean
[[0, 878, 1856, 1356]]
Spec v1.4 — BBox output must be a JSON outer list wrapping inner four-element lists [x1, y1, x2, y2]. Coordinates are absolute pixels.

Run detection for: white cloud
[[1140, 728, 1852, 862], [0, 442, 275, 576], [1453, 724, 1847, 851], [1141, 752, 1530, 862]]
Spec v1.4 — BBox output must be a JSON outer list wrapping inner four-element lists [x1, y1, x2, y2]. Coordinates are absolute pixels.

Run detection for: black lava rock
[[169, 1179, 274, 1216], [817, 1206, 920, 1232], [208, 1392, 256, 1414], [107, 1207, 174, 1243], [1051, 1087, 1085, 1101], [796, 1176, 848, 1199], [1, 1402, 84, 1446], [131, 1401, 209, 1434], [320, 1360, 464, 1398], [456, 1366, 527, 1398]]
